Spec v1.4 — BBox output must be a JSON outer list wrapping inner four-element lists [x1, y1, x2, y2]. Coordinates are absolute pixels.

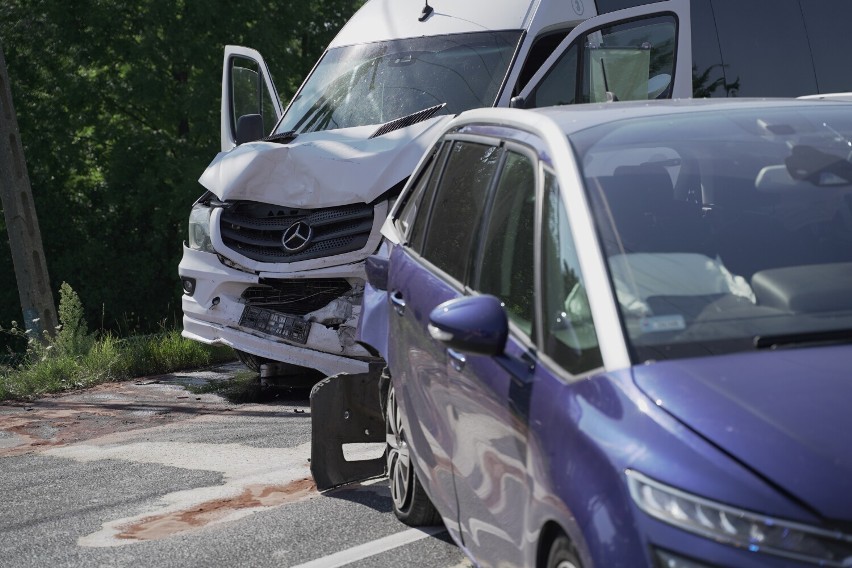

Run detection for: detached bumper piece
[[310, 363, 386, 491]]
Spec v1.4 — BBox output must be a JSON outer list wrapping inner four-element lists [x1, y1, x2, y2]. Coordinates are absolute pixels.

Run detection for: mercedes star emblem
[[281, 221, 313, 253]]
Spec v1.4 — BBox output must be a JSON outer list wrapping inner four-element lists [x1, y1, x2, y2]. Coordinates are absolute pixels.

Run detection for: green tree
[[0, 0, 363, 345]]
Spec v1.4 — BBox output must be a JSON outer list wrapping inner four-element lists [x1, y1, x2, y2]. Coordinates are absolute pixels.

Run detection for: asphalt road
[[0, 363, 471, 568]]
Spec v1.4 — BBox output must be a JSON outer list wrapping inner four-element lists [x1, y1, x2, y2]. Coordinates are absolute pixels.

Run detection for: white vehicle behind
[[178, 0, 697, 378], [180, 0, 852, 380]]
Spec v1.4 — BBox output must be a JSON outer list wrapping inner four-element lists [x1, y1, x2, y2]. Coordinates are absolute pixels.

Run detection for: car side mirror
[[428, 295, 508, 356], [235, 113, 264, 145]]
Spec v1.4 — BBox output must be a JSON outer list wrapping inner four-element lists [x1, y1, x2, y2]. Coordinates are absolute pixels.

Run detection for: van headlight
[[188, 203, 215, 253], [626, 470, 852, 566]]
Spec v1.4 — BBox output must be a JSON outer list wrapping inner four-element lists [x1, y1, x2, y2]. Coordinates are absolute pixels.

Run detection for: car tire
[[546, 534, 583, 568], [386, 383, 442, 526]]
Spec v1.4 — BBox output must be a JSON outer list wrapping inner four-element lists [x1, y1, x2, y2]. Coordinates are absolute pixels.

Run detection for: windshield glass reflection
[[571, 104, 852, 361]]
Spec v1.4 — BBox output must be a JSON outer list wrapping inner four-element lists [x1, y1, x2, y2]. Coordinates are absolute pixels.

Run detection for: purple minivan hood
[[198, 116, 452, 209], [633, 345, 852, 520]]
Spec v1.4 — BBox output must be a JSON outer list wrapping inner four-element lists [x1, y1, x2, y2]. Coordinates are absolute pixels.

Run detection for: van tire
[[235, 350, 266, 372]]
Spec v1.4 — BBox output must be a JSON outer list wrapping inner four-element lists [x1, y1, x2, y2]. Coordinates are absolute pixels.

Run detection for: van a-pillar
[[0, 41, 58, 339]]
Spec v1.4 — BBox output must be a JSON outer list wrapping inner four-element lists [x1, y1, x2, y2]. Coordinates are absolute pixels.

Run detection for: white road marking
[[290, 526, 448, 568], [45, 440, 314, 547]]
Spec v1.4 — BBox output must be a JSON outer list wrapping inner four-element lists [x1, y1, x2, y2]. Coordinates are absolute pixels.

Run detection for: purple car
[[353, 99, 852, 567]]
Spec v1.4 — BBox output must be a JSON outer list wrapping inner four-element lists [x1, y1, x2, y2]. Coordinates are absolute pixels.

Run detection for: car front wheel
[[386, 384, 441, 526], [546, 534, 583, 568]]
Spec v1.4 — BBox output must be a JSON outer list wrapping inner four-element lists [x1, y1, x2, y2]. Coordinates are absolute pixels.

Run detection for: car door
[[220, 46, 283, 152], [386, 137, 502, 542], [517, 0, 692, 107], [444, 143, 540, 566]]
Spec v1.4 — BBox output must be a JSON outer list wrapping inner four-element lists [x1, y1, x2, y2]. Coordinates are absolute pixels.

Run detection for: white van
[[178, 0, 849, 379]]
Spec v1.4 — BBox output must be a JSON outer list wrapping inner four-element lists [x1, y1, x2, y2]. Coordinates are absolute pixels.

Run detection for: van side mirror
[[235, 114, 264, 145], [509, 96, 526, 109]]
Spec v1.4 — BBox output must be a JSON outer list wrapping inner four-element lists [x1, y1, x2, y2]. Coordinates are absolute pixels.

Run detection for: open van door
[[516, 0, 691, 108], [220, 46, 284, 152]]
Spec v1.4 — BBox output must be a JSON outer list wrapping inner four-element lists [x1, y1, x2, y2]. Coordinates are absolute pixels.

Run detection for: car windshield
[[276, 31, 522, 135], [570, 103, 852, 362]]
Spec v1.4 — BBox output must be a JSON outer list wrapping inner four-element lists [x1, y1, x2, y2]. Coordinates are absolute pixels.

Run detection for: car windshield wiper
[[754, 328, 852, 349]]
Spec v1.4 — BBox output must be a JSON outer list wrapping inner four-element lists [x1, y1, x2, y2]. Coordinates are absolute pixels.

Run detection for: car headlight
[[626, 470, 852, 566], [188, 203, 215, 253]]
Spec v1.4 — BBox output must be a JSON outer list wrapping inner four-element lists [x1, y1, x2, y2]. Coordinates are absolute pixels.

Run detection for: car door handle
[[448, 348, 466, 372], [390, 291, 406, 316]]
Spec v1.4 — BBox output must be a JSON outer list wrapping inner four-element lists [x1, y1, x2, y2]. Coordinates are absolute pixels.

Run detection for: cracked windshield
[[276, 30, 521, 134]]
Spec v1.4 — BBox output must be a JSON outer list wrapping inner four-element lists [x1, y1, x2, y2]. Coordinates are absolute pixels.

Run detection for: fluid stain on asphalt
[[117, 478, 316, 541]]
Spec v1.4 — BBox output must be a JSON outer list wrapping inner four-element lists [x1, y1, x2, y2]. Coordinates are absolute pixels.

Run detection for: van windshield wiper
[[262, 130, 298, 144], [754, 328, 852, 349], [369, 103, 446, 139]]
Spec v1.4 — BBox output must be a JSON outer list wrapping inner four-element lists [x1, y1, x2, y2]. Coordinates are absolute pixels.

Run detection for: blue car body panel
[[360, 100, 852, 567], [632, 347, 852, 519]]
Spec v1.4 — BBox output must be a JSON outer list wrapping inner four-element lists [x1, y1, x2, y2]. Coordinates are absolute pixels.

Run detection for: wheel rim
[[386, 386, 412, 511]]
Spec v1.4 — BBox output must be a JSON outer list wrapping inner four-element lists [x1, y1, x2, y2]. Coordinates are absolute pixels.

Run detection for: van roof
[[329, 0, 540, 47]]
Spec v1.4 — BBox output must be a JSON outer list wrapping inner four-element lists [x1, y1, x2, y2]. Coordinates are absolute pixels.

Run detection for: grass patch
[[0, 283, 234, 402]]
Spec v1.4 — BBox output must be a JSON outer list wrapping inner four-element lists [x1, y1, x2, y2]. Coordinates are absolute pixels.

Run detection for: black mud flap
[[310, 363, 387, 491]]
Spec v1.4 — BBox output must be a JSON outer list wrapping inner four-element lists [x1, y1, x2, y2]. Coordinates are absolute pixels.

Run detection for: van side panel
[[596, 0, 850, 98], [711, 0, 817, 97], [801, 0, 852, 93]]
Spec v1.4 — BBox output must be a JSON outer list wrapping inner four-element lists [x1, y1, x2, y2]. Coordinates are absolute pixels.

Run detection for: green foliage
[[0, 283, 235, 401], [0, 0, 365, 344], [55, 281, 95, 357]]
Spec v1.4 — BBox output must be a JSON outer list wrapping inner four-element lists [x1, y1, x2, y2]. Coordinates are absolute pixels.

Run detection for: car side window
[[477, 151, 535, 336], [420, 141, 501, 283], [397, 142, 448, 249], [542, 171, 602, 374], [477, 150, 536, 336]]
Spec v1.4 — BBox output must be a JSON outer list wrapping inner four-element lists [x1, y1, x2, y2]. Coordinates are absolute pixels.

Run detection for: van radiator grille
[[219, 201, 374, 263], [241, 279, 351, 316]]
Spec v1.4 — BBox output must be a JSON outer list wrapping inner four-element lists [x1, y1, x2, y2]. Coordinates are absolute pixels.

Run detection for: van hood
[[198, 116, 452, 209], [633, 346, 852, 520]]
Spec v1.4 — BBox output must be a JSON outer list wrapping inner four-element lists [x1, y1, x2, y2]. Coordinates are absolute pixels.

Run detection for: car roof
[[451, 98, 852, 138]]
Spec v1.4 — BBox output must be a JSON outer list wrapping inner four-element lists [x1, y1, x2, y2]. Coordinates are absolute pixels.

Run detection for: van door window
[[229, 56, 279, 137], [582, 16, 677, 102], [514, 30, 571, 95], [523, 15, 678, 107]]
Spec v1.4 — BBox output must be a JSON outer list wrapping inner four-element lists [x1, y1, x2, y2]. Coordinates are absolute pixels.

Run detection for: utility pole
[[0, 41, 58, 338]]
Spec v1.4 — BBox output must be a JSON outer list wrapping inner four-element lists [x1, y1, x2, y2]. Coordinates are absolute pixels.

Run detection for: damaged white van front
[[178, 0, 693, 378]]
